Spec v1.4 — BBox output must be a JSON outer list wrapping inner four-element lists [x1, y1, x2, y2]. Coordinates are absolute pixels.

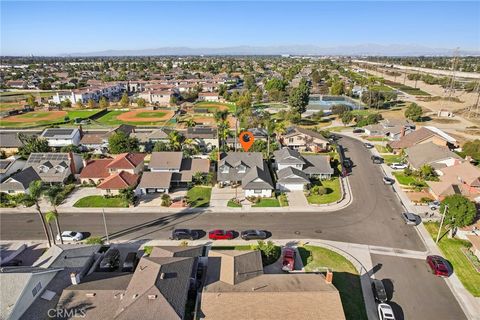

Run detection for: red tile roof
[[97, 171, 139, 190], [107, 153, 145, 170], [80, 159, 113, 179]]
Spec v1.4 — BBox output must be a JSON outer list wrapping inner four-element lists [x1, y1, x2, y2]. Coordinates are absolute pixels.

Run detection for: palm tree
[[183, 118, 196, 128], [22, 181, 51, 247], [168, 131, 183, 151], [44, 184, 64, 244], [45, 211, 58, 245]]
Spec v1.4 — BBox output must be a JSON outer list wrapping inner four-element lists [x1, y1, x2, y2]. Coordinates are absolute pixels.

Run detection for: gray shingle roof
[[302, 155, 334, 175], [277, 166, 310, 184], [273, 148, 306, 165], [0, 166, 40, 191], [242, 165, 274, 190], [405, 142, 462, 169]]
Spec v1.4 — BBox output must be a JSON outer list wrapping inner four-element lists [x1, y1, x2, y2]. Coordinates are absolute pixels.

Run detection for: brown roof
[[149, 152, 183, 170], [80, 159, 113, 179], [283, 126, 329, 143], [80, 132, 105, 145], [178, 158, 210, 182], [389, 127, 438, 149], [97, 171, 139, 190], [107, 153, 145, 170], [438, 162, 480, 187], [137, 172, 172, 189], [149, 245, 204, 258]]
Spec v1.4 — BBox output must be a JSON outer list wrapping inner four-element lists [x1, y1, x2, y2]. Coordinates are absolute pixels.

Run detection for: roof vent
[[132, 294, 138, 299], [160, 272, 166, 279], [148, 295, 157, 300], [85, 293, 96, 297]]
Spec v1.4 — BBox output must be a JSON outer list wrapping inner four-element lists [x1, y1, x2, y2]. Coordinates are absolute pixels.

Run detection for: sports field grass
[[0, 111, 67, 127], [194, 101, 236, 112], [95, 111, 126, 126], [67, 110, 103, 119], [135, 111, 167, 118]]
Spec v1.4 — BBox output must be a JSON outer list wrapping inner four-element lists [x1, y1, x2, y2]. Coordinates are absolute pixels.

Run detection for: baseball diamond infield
[[116, 109, 174, 122]]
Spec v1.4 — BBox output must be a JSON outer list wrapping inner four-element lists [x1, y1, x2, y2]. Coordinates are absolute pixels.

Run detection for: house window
[[32, 282, 42, 297], [289, 138, 294, 143], [237, 164, 246, 173], [220, 165, 229, 173], [254, 190, 262, 194], [8, 190, 14, 194]]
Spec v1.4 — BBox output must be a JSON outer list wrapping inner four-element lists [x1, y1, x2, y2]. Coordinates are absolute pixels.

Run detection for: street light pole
[[102, 209, 110, 244], [436, 205, 448, 243]]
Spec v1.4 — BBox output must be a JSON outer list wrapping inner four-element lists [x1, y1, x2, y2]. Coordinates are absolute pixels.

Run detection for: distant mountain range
[[63, 44, 480, 57]]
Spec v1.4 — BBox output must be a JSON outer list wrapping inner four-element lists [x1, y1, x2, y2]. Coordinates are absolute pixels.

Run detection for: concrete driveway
[[59, 187, 98, 208], [286, 191, 309, 208], [138, 189, 187, 207], [210, 186, 242, 208]]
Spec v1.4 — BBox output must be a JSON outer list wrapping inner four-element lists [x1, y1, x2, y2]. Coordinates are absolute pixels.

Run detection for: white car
[[390, 163, 407, 170], [57, 231, 83, 242], [378, 303, 396, 320]]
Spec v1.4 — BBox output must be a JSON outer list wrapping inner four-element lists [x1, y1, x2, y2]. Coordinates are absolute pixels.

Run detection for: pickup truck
[[282, 248, 296, 272]]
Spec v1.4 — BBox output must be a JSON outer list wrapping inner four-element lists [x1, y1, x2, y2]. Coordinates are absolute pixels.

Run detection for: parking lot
[[370, 254, 466, 320]]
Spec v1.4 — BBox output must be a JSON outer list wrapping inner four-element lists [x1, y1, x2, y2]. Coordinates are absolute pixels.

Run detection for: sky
[[1, 1, 479, 55]]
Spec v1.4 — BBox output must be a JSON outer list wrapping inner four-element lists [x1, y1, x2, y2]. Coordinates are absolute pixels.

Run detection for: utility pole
[[102, 209, 110, 244], [436, 205, 448, 243]]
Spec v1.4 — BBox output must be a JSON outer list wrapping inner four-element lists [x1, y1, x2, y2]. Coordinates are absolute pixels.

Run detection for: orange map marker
[[239, 131, 254, 151]]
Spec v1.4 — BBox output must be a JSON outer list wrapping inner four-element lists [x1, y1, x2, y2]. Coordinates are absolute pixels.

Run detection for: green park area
[[73, 195, 128, 208]]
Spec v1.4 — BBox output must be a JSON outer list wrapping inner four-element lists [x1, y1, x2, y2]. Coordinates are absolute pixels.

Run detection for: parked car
[[281, 247, 296, 272], [390, 163, 407, 170], [57, 231, 83, 242], [343, 158, 353, 168], [122, 252, 139, 272], [0, 259, 22, 267], [429, 200, 441, 210], [241, 230, 267, 240], [378, 303, 396, 320], [170, 229, 199, 240], [98, 248, 120, 272], [365, 143, 375, 149], [426, 255, 450, 277], [372, 156, 384, 164], [208, 229, 235, 240], [401, 212, 418, 225], [383, 177, 395, 185], [353, 128, 365, 134], [371, 279, 388, 302]]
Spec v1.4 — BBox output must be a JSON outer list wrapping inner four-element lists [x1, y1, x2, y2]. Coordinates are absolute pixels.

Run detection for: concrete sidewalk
[[340, 131, 480, 320]]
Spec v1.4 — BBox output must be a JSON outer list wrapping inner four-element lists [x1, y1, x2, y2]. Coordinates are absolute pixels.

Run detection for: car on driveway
[[170, 229, 199, 240], [378, 303, 396, 320], [98, 248, 120, 272], [281, 247, 296, 272], [390, 163, 407, 170], [401, 212, 418, 225], [383, 177, 395, 185], [426, 255, 450, 277], [57, 231, 83, 242], [371, 155, 384, 164], [353, 128, 365, 134], [208, 229, 235, 240], [241, 230, 267, 240], [371, 279, 388, 302], [365, 143, 375, 149]]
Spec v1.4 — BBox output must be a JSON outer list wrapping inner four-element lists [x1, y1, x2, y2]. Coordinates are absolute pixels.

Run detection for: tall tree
[[22, 181, 52, 247], [44, 184, 65, 244], [108, 132, 139, 154], [120, 92, 130, 108], [441, 195, 476, 229], [18, 134, 50, 158], [99, 97, 110, 109], [45, 211, 58, 245], [168, 131, 183, 151], [404, 102, 423, 121], [136, 98, 146, 108]]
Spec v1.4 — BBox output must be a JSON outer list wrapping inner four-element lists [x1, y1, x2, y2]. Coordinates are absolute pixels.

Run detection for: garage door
[[277, 183, 304, 191]]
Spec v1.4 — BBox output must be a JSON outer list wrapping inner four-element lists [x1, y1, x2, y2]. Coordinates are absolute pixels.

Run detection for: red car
[[282, 248, 296, 272], [208, 229, 234, 240], [426, 255, 450, 277]]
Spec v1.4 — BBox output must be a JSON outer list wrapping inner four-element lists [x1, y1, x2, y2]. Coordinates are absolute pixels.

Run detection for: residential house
[[405, 142, 464, 170], [0, 167, 41, 194], [0, 244, 102, 320], [200, 249, 345, 320], [217, 152, 274, 198], [138, 89, 174, 105], [185, 126, 219, 152], [427, 162, 480, 202], [79, 159, 114, 185], [273, 148, 334, 191], [95, 153, 145, 195], [40, 128, 82, 148], [225, 128, 270, 149], [23, 152, 83, 184], [138, 152, 209, 194], [80, 125, 136, 153], [56, 255, 196, 320], [389, 126, 458, 154], [131, 129, 170, 151], [6, 80, 27, 89], [0, 131, 40, 156], [280, 127, 330, 152], [0, 156, 26, 182], [51, 83, 124, 104], [364, 118, 415, 141], [198, 92, 220, 102]]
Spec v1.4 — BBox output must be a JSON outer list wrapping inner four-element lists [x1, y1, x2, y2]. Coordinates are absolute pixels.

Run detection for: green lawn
[[95, 111, 126, 126], [252, 197, 280, 207], [135, 111, 167, 118], [67, 110, 103, 119], [307, 177, 342, 205], [392, 172, 427, 187], [15, 112, 52, 119], [212, 243, 281, 267], [424, 222, 480, 297], [369, 85, 394, 92], [382, 154, 403, 164], [195, 101, 236, 112], [227, 200, 242, 207], [186, 186, 212, 208], [299, 245, 367, 320], [375, 145, 390, 153], [73, 195, 128, 208], [365, 137, 387, 142]]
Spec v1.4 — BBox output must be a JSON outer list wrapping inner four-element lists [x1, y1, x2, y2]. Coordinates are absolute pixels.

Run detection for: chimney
[[78, 125, 84, 138], [68, 151, 77, 174], [325, 270, 333, 284], [400, 126, 406, 138], [70, 272, 80, 285]]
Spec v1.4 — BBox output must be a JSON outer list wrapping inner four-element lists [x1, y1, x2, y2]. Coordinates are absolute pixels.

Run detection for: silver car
[[401, 212, 417, 225]]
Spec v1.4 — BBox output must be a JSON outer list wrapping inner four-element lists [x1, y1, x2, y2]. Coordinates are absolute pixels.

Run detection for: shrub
[[254, 240, 281, 266], [143, 246, 153, 256], [161, 194, 172, 207], [85, 237, 103, 245], [310, 185, 326, 196], [180, 240, 189, 247], [246, 196, 260, 204]]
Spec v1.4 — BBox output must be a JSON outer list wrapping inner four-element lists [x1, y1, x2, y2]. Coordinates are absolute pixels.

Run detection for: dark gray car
[[371, 279, 388, 302], [170, 229, 199, 240], [241, 230, 267, 240], [402, 212, 418, 225]]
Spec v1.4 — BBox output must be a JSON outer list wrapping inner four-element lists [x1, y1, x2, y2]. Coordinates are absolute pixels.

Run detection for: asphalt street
[[0, 135, 425, 251]]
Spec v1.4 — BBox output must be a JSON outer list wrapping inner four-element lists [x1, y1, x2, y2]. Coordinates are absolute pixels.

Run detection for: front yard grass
[[73, 195, 128, 208], [307, 177, 342, 205], [186, 186, 212, 208], [212, 242, 281, 267], [298, 245, 367, 320], [227, 199, 242, 207], [382, 154, 403, 164], [252, 197, 280, 207], [392, 172, 427, 187], [424, 222, 480, 297], [374, 145, 390, 153]]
